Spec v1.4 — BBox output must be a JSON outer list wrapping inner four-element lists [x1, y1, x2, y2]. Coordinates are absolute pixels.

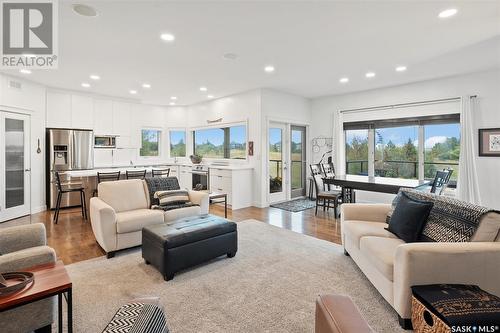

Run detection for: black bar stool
[[53, 171, 87, 224], [126, 170, 146, 179], [93, 171, 121, 197], [151, 168, 170, 177]]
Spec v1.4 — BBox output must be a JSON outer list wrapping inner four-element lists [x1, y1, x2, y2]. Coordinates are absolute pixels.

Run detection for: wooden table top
[[0, 260, 71, 311]]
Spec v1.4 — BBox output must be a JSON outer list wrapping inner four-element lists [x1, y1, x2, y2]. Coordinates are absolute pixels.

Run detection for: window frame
[[191, 122, 248, 160], [168, 128, 187, 158], [139, 128, 162, 158], [343, 114, 460, 186]]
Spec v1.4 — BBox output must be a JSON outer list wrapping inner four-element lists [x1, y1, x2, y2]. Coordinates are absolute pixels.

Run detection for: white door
[[269, 122, 288, 203], [0, 112, 31, 222]]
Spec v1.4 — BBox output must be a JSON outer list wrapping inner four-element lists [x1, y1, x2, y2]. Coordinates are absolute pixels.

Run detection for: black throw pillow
[[385, 191, 434, 242]]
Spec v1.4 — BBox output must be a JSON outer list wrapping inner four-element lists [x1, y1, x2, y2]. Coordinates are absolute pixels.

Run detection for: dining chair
[[321, 163, 335, 178], [126, 169, 147, 180], [93, 171, 121, 197], [53, 171, 87, 224], [430, 169, 453, 195], [310, 165, 342, 217], [151, 168, 170, 178]]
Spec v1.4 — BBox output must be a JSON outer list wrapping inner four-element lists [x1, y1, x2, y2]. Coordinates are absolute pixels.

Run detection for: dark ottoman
[[142, 214, 237, 281]]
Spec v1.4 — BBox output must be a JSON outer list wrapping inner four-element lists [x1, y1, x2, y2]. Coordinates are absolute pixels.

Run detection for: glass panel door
[[269, 123, 287, 203], [291, 126, 306, 198], [1, 112, 30, 222]]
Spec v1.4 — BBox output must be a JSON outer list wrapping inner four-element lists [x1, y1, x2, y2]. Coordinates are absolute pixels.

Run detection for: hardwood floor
[[4, 203, 341, 265]]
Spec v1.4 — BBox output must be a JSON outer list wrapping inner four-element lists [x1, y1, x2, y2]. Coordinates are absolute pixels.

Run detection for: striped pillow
[[154, 190, 190, 206]]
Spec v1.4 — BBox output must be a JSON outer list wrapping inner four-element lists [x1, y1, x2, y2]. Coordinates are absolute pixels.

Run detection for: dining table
[[322, 174, 429, 203]]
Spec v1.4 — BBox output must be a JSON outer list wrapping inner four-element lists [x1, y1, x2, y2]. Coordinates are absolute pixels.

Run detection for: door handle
[[25, 169, 31, 172]]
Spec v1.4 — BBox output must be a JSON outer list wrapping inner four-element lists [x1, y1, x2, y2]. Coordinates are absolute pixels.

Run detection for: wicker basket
[[412, 296, 451, 333]]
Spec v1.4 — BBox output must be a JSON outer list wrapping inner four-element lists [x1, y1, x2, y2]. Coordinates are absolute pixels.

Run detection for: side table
[[0, 260, 73, 333]]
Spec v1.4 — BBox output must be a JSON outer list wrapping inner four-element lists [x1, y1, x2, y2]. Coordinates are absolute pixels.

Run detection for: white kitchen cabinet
[[93, 99, 113, 135], [112, 101, 132, 137], [178, 165, 192, 190], [94, 149, 113, 168], [209, 167, 253, 209], [116, 136, 132, 149], [112, 149, 134, 167], [46, 91, 71, 128], [71, 95, 94, 129]]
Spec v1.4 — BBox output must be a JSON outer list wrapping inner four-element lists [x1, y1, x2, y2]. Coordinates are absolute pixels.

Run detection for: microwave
[[94, 136, 116, 148]]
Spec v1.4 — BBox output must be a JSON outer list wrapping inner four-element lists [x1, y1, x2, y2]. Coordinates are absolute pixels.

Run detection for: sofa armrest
[[393, 242, 500, 318], [340, 203, 392, 223], [0, 223, 47, 255], [0, 246, 56, 272], [90, 197, 117, 253], [188, 191, 209, 215]]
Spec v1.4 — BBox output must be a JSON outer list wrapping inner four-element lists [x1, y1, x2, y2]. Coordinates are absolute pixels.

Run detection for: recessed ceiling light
[[339, 77, 349, 83], [160, 33, 175, 42], [264, 65, 275, 73], [207, 95, 214, 99], [81, 82, 90, 88], [365, 72, 376, 78], [19, 69, 31, 74], [395, 66, 407, 72], [142, 83, 151, 88], [438, 8, 458, 18], [199, 86, 208, 92], [89, 74, 100, 80], [169, 102, 176, 106], [170, 96, 177, 100], [129, 90, 137, 95], [72, 4, 98, 17]]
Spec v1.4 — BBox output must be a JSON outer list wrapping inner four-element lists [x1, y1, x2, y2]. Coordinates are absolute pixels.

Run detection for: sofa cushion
[[386, 191, 433, 243], [99, 179, 148, 213], [471, 212, 500, 242], [116, 209, 164, 234], [163, 206, 201, 223], [360, 236, 405, 281], [343, 221, 398, 249]]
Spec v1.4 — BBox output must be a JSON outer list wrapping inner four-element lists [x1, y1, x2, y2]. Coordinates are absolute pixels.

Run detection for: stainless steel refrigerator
[[46, 129, 94, 209]]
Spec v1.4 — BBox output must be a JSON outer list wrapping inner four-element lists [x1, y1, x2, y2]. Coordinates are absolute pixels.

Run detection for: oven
[[192, 165, 208, 191]]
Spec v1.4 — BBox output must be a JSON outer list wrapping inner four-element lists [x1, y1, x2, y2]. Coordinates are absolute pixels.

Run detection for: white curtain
[[457, 96, 482, 204], [332, 110, 345, 174]]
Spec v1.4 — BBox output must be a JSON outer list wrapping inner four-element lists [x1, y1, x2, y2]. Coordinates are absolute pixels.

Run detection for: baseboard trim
[[31, 205, 47, 214]]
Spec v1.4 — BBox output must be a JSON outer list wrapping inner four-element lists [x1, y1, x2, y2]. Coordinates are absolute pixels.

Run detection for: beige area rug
[[66, 219, 406, 333]]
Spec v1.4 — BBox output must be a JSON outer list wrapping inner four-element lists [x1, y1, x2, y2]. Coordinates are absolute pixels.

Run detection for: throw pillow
[[386, 191, 402, 223], [154, 190, 190, 206], [385, 191, 434, 242]]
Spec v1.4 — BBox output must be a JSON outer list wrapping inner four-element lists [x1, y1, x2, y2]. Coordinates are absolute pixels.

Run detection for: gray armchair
[[0, 223, 56, 333]]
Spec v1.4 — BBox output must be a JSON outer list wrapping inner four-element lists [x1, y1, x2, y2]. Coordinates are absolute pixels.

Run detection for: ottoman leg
[[144, 260, 150, 265], [164, 272, 175, 281], [227, 251, 236, 258]]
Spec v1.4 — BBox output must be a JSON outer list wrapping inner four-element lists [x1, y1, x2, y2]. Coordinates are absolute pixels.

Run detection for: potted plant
[[190, 154, 202, 164]]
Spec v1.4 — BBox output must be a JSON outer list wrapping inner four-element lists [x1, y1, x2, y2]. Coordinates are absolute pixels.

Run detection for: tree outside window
[[193, 125, 247, 159], [140, 129, 160, 157], [170, 130, 186, 157]]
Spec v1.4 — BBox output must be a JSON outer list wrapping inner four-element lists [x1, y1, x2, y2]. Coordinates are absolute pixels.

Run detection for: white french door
[[0, 112, 31, 222], [269, 122, 288, 203]]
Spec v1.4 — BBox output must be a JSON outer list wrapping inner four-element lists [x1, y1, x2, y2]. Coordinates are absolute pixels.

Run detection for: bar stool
[[152, 168, 170, 177], [126, 170, 146, 179], [53, 171, 87, 224], [93, 171, 121, 197]]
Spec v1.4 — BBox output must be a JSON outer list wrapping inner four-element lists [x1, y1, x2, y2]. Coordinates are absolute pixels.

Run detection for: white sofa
[[90, 179, 209, 258], [341, 202, 500, 328]]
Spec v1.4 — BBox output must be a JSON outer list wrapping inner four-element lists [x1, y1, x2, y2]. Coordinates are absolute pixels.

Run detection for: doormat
[[270, 198, 315, 212]]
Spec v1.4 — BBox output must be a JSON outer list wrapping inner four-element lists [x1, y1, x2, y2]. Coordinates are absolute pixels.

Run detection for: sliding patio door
[[0, 112, 31, 222]]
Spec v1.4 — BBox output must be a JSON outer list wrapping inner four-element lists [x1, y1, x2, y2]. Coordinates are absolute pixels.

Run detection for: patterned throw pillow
[[154, 190, 190, 206]]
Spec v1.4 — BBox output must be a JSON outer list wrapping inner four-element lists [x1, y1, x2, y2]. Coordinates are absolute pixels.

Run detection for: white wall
[[311, 69, 500, 209]]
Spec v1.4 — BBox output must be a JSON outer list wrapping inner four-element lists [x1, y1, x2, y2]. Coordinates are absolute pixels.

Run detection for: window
[[375, 125, 418, 179], [345, 129, 369, 175], [424, 123, 460, 181], [193, 124, 247, 159], [169, 130, 186, 157], [344, 115, 460, 183], [140, 129, 160, 157]]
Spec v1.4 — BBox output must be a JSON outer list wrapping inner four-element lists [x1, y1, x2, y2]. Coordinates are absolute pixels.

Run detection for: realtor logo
[[1, 0, 58, 68]]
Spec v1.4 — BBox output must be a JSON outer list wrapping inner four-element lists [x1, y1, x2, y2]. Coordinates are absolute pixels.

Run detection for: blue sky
[[269, 129, 302, 145], [346, 123, 460, 148], [195, 126, 246, 145], [170, 130, 185, 145]]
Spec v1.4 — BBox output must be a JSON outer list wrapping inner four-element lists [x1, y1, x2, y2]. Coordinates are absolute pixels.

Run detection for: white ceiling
[[3, 1, 500, 106]]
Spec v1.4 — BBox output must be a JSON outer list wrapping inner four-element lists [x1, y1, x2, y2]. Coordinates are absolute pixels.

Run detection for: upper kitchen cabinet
[[93, 99, 113, 135], [71, 95, 94, 129], [46, 91, 71, 128], [112, 101, 132, 137]]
